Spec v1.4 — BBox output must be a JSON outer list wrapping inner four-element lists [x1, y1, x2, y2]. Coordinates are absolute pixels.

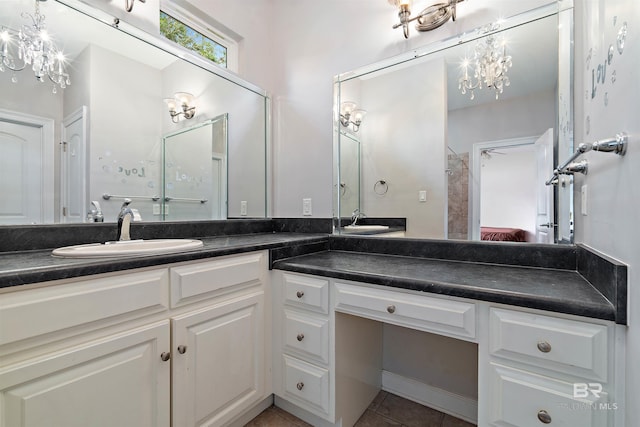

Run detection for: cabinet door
[[172, 291, 266, 427], [0, 321, 170, 427]]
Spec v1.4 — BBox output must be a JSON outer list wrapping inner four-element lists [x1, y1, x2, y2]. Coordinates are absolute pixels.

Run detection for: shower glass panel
[[162, 114, 228, 221], [339, 131, 361, 219]]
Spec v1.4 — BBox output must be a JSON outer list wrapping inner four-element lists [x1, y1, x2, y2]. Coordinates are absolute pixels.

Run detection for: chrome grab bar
[[102, 193, 160, 201], [164, 196, 208, 204], [546, 133, 627, 186], [102, 193, 208, 203]]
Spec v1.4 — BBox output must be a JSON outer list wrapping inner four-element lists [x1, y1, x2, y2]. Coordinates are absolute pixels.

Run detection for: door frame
[[60, 106, 89, 223], [0, 108, 55, 224], [470, 135, 538, 241]]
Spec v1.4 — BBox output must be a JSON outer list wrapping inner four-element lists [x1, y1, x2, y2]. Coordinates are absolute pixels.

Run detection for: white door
[[172, 292, 265, 427], [61, 107, 88, 223], [535, 128, 555, 244], [0, 111, 54, 224], [0, 321, 171, 427]]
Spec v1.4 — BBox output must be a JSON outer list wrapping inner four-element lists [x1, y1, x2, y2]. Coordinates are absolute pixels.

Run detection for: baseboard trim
[[381, 370, 478, 424], [274, 395, 341, 427], [226, 395, 274, 427]]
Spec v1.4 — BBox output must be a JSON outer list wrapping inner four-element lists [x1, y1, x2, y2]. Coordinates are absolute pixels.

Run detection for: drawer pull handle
[[296, 291, 304, 298], [296, 382, 304, 391], [160, 352, 171, 362], [387, 305, 396, 314], [537, 341, 552, 353], [537, 409, 552, 424], [177, 345, 187, 354], [297, 333, 305, 342]]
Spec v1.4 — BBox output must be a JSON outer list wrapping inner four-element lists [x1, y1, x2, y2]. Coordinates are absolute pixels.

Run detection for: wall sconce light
[[389, 0, 464, 39], [340, 101, 367, 132], [164, 92, 196, 123]]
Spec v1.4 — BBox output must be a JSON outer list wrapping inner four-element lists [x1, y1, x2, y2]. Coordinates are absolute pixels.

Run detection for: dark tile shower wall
[[447, 152, 469, 240]]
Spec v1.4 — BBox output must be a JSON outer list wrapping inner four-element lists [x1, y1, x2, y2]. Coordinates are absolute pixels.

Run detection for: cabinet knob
[[160, 352, 171, 362], [387, 305, 396, 314], [537, 409, 552, 424], [537, 341, 552, 353], [297, 333, 305, 342], [296, 291, 304, 298], [177, 345, 187, 354], [296, 382, 304, 391]]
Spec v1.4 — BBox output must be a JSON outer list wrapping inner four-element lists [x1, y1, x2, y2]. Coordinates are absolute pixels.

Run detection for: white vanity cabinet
[[479, 306, 617, 427], [271, 270, 622, 427], [170, 253, 268, 427], [0, 251, 271, 427], [272, 272, 334, 421]]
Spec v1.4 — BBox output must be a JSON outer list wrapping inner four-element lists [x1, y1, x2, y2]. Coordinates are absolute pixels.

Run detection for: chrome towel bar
[[545, 133, 627, 185]]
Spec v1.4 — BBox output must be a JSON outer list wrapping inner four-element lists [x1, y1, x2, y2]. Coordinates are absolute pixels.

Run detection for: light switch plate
[[303, 198, 312, 216], [419, 190, 427, 202], [240, 201, 247, 216], [581, 185, 588, 216]]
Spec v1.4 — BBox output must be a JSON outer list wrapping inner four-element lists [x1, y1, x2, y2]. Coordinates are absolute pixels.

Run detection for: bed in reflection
[[480, 227, 527, 242]]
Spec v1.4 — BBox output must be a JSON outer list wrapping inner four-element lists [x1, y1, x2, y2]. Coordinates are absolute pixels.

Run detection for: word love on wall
[[584, 18, 627, 135]]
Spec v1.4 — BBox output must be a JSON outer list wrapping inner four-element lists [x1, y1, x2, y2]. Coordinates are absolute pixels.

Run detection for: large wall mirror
[[0, 0, 268, 225], [334, 1, 573, 244]]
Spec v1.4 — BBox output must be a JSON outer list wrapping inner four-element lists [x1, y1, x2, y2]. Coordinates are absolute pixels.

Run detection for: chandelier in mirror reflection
[[0, 0, 70, 93]]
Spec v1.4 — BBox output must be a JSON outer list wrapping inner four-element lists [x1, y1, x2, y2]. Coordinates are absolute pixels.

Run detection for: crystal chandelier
[[458, 32, 512, 100], [0, 0, 70, 93]]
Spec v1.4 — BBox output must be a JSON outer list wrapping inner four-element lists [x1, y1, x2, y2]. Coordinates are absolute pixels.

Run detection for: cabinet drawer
[[489, 308, 608, 380], [488, 363, 610, 427], [0, 269, 169, 348], [334, 282, 476, 340], [283, 273, 329, 314], [170, 252, 264, 307], [283, 309, 329, 364], [283, 354, 330, 416]]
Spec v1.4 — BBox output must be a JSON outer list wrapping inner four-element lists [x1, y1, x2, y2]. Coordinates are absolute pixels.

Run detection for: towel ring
[[374, 180, 388, 195]]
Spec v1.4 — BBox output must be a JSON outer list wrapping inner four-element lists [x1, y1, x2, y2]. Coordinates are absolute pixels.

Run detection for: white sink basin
[[52, 239, 204, 258], [343, 225, 390, 231]]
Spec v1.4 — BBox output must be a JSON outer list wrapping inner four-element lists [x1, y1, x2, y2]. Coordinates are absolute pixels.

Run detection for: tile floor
[[244, 391, 476, 427]]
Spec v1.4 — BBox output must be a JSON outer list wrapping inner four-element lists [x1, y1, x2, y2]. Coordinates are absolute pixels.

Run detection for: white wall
[[184, 0, 554, 217], [480, 148, 537, 240], [85, 45, 164, 222], [573, 0, 640, 424], [448, 89, 556, 154], [359, 57, 447, 239], [161, 60, 267, 218]]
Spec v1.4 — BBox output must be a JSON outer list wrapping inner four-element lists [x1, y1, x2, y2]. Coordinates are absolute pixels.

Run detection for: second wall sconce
[[340, 101, 367, 132], [389, 0, 465, 39], [164, 92, 196, 123]]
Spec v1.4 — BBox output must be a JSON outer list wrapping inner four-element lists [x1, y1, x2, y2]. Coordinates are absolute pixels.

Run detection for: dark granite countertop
[[0, 233, 328, 289], [272, 250, 618, 322]]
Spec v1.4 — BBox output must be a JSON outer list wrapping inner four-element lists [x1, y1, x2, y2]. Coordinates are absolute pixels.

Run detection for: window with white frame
[[159, 4, 238, 72]]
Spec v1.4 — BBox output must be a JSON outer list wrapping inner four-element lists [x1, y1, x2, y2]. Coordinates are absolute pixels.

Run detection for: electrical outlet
[[240, 201, 248, 216], [303, 198, 312, 216], [164, 205, 169, 216], [581, 185, 588, 216], [153, 204, 160, 215], [419, 190, 427, 202]]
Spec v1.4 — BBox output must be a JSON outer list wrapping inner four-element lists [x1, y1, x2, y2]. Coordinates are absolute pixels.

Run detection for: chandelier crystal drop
[[458, 34, 512, 100], [0, 0, 70, 92]]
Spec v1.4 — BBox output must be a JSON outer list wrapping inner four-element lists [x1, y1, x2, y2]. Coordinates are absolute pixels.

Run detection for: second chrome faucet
[[116, 199, 135, 241]]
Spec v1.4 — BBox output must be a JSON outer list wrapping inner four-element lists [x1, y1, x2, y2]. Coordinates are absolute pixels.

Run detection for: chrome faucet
[[87, 200, 104, 222], [351, 208, 365, 226], [116, 199, 134, 241]]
